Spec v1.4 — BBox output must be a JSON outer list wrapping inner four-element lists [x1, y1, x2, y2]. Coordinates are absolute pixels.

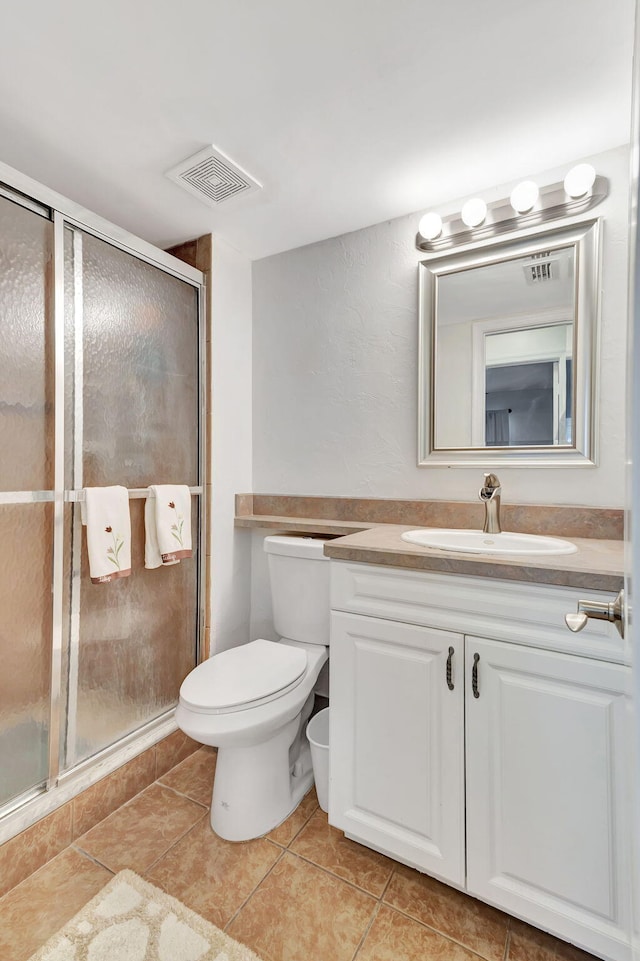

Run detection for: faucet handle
[[479, 472, 501, 501]]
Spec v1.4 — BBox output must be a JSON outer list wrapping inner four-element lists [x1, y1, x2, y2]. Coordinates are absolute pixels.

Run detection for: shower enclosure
[[0, 168, 205, 828]]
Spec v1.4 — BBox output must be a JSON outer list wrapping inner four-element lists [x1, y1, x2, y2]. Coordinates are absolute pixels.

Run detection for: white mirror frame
[[418, 218, 601, 467]]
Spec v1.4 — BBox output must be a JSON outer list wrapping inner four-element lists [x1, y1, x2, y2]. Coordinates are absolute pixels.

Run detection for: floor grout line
[[142, 808, 209, 877], [259, 817, 502, 961], [0, 759, 197, 903], [70, 844, 115, 875], [71, 769, 211, 878], [350, 901, 381, 961], [273, 840, 506, 961], [378, 865, 396, 903], [504, 924, 512, 961], [267, 798, 319, 849], [75, 777, 175, 843], [156, 747, 216, 784], [157, 745, 210, 778], [223, 846, 287, 933], [371, 900, 505, 961], [152, 778, 210, 809], [284, 847, 388, 900]]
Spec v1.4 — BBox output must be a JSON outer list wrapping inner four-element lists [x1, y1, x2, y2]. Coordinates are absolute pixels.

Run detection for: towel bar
[[66, 487, 203, 503]]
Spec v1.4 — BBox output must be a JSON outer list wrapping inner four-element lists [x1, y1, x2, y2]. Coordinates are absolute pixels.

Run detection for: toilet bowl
[[175, 535, 331, 842]]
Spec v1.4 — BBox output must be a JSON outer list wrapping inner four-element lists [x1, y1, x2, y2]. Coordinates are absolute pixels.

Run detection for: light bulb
[[418, 212, 443, 241], [461, 198, 487, 228], [563, 164, 596, 199], [510, 180, 539, 214]]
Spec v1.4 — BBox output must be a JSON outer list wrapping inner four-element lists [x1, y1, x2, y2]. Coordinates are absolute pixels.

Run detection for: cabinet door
[[329, 611, 464, 885], [465, 636, 631, 961]]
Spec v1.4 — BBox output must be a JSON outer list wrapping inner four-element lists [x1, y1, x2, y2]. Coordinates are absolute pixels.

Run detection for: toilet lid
[[179, 639, 308, 713]]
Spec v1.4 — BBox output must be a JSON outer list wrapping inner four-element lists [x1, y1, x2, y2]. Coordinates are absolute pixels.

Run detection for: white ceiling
[[0, 0, 634, 260]]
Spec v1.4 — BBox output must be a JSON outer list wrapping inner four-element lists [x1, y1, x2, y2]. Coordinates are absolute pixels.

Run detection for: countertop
[[322, 525, 624, 592]]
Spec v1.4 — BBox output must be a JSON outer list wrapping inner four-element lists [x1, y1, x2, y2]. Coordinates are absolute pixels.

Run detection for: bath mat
[[27, 869, 263, 961]]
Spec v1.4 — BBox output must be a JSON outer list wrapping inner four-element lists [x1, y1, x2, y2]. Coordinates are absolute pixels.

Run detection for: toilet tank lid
[[180, 639, 308, 712], [263, 535, 330, 559]]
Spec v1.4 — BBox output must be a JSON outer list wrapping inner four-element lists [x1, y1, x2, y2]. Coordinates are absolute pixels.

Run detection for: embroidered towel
[[145, 485, 193, 569], [84, 486, 132, 584]]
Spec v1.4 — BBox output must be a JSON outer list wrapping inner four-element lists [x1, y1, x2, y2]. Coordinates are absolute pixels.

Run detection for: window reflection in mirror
[[484, 324, 573, 447]]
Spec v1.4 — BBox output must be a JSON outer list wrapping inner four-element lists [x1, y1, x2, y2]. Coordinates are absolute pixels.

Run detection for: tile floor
[[0, 746, 597, 961]]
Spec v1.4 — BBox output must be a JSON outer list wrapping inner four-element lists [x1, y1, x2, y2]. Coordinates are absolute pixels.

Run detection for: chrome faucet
[[479, 473, 502, 534]]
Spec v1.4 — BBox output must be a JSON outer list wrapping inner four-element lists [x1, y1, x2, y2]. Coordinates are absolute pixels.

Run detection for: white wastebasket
[[306, 707, 329, 813]]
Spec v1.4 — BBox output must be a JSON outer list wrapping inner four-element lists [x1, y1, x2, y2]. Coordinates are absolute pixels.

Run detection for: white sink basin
[[400, 529, 578, 556]]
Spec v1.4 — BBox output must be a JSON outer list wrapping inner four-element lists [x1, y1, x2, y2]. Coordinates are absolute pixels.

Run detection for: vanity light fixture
[[563, 163, 596, 199], [418, 211, 443, 241], [416, 165, 608, 252], [461, 198, 487, 228], [510, 180, 539, 214]]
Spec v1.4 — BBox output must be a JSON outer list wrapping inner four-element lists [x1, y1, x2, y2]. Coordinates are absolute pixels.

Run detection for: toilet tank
[[264, 535, 331, 646]]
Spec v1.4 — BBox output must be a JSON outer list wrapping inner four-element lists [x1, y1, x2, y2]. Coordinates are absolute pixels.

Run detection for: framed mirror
[[418, 219, 600, 466]]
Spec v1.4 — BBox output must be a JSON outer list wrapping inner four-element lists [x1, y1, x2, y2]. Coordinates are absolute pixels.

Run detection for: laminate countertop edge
[[324, 527, 624, 592], [234, 516, 624, 592]]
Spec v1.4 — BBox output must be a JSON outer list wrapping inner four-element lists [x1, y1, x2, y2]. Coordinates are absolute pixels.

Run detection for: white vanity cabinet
[[328, 561, 631, 961], [330, 611, 465, 884]]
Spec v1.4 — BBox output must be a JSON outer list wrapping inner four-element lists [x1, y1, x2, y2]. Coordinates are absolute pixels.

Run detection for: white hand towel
[[145, 485, 193, 569], [84, 486, 132, 585]]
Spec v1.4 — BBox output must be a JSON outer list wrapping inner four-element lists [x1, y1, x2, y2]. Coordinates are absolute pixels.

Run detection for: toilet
[[175, 535, 330, 842]]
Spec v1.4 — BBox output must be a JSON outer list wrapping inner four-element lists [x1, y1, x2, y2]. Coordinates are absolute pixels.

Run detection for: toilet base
[[210, 701, 316, 841]]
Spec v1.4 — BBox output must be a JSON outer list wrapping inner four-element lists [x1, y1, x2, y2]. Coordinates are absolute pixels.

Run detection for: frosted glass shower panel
[[0, 504, 52, 806], [66, 499, 198, 764], [79, 232, 199, 487], [62, 231, 200, 768], [0, 196, 53, 491]]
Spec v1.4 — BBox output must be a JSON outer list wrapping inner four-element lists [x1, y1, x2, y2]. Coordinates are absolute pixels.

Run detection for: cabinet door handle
[[472, 652, 480, 698], [446, 646, 455, 690]]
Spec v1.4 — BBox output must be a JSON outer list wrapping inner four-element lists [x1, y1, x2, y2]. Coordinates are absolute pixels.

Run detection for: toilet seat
[[179, 639, 308, 715]]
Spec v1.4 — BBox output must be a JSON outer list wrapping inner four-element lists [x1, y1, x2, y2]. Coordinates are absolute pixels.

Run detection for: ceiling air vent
[[165, 145, 262, 207], [522, 252, 559, 285]]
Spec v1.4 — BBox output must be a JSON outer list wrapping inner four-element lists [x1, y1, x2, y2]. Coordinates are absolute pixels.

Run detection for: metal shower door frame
[[0, 160, 206, 824]]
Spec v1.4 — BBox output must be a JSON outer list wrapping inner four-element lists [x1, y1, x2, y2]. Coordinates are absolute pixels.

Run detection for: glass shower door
[[0, 192, 54, 807], [0, 171, 203, 827], [61, 228, 201, 769]]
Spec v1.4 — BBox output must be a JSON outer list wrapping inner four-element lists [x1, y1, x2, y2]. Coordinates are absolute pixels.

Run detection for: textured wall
[[252, 145, 629, 509]]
